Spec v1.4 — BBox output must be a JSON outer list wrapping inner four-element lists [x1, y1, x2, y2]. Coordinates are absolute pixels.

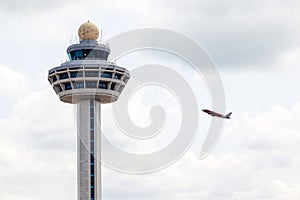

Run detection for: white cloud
[[102, 102, 300, 200], [0, 70, 299, 199], [0, 65, 27, 96], [276, 47, 300, 70], [2, 0, 300, 71], [0, 67, 77, 200]]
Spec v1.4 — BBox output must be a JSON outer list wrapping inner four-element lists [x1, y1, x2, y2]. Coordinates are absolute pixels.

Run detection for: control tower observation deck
[[48, 21, 130, 200]]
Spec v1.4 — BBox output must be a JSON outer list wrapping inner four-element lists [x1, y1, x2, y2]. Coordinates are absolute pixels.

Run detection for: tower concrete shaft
[[77, 100, 101, 200]]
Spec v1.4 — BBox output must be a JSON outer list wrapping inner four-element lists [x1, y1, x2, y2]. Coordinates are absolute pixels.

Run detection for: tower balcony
[[48, 60, 130, 104]]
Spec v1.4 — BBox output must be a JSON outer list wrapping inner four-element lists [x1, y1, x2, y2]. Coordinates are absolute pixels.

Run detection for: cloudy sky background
[[1, 0, 300, 199]]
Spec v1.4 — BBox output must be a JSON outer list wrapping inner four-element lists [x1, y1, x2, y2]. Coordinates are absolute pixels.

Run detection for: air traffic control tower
[[48, 21, 130, 200]]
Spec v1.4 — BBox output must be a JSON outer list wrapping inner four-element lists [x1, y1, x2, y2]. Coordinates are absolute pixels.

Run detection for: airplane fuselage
[[202, 109, 232, 119]]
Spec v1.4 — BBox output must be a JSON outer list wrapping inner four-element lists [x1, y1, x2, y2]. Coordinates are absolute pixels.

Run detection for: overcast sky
[[1, 0, 300, 199]]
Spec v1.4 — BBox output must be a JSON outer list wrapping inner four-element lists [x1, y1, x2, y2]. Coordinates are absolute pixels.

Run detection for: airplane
[[202, 109, 232, 119]]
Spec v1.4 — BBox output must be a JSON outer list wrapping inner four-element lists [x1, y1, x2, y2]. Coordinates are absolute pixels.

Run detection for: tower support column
[[77, 100, 101, 200]]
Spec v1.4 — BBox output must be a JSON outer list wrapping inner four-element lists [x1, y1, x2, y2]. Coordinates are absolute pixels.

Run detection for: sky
[[0, 0, 300, 199]]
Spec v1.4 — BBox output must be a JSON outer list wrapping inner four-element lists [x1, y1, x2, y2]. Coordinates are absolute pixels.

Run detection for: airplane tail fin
[[225, 112, 232, 119]]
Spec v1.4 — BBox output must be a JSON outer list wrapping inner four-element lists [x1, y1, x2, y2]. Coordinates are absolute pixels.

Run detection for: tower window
[[65, 83, 72, 90], [101, 72, 112, 78], [68, 53, 72, 61], [74, 82, 84, 89], [94, 50, 109, 60], [86, 81, 97, 88], [75, 50, 83, 59], [54, 85, 62, 93], [82, 49, 93, 58], [90, 99, 95, 200], [59, 73, 69, 80], [103, 52, 109, 60], [91, 165, 94, 173], [85, 71, 99, 77], [69, 49, 109, 60], [69, 50, 84, 60], [98, 82, 107, 89], [71, 71, 83, 78], [113, 74, 121, 80], [86, 49, 94, 58], [118, 85, 124, 93], [91, 189, 95, 198], [124, 77, 129, 83], [110, 83, 116, 90]]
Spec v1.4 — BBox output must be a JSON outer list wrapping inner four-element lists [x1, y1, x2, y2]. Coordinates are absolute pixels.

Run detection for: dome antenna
[[100, 29, 103, 44]]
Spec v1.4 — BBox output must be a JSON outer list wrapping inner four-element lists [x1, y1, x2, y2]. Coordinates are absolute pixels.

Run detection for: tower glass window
[[71, 71, 83, 78], [86, 81, 97, 88], [54, 85, 62, 93], [90, 100, 95, 200], [68, 53, 72, 61], [74, 82, 84, 89], [85, 71, 99, 77], [113, 74, 121, 80], [59, 73, 69, 80], [98, 82, 107, 89], [99, 51, 109, 60], [118, 85, 124, 93], [101, 72, 112, 78], [70, 50, 84, 60], [110, 83, 116, 90], [93, 50, 109, 60], [82, 49, 93, 58], [124, 77, 129, 83], [65, 83, 72, 90], [75, 50, 83, 59], [70, 49, 109, 60]]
